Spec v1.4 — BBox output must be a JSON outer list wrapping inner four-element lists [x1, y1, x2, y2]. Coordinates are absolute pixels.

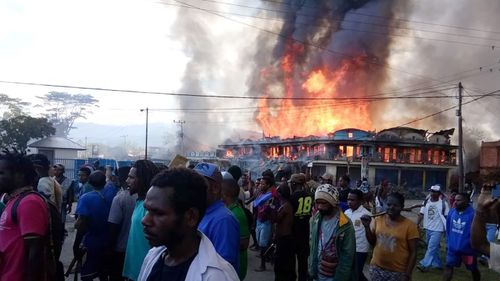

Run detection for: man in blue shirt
[[194, 162, 240, 273], [443, 193, 480, 281], [73, 171, 112, 281]]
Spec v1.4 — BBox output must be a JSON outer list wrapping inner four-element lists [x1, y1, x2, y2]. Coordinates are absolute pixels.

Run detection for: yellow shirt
[[370, 215, 419, 273]]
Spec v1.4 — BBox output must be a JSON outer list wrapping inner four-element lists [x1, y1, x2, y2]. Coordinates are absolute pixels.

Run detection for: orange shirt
[[370, 215, 419, 273]]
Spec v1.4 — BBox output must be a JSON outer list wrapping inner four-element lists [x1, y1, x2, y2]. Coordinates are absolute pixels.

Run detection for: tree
[[0, 94, 30, 119], [37, 92, 99, 137], [0, 115, 56, 151]]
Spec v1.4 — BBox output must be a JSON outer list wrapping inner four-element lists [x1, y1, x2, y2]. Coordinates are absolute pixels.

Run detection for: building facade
[[219, 127, 457, 191], [480, 140, 500, 176]]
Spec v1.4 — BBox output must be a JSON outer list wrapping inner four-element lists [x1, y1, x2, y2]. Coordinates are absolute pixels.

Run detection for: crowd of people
[[0, 149, 499, 281]]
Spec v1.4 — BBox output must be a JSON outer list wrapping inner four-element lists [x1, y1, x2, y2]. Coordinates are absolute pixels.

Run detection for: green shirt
[[123, 200, 150, 280], [229, 202, 249, 280]]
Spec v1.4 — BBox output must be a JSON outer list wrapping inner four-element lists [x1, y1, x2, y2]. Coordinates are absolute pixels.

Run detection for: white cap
[[430, 185, 441, 192]]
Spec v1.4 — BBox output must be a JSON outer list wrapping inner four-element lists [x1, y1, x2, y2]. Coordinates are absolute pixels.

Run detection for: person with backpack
[[73, 171, 114, 281], [416, 184, 450, 272], [53, 164, 74, 228], [0, 150, 51, 281], [30, 154, 63, 211]]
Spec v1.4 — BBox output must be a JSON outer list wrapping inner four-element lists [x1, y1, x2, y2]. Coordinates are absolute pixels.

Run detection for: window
[[346, 146, 354, 158]]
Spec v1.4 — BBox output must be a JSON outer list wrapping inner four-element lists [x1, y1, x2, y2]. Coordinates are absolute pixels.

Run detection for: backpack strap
[[11, 191, 41, 223]]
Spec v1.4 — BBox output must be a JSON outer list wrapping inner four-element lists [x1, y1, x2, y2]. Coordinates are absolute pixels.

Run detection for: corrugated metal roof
[[28, 136, 85, 150]]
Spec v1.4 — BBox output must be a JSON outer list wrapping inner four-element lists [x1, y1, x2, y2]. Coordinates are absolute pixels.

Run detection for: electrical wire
[[173, 0, 500, 46], [170, 0, 498, 91], [257, 0, 500, 36], [0, 80, 463, 101], [164, 2, 497, 48], [396, 87, 500, 127]]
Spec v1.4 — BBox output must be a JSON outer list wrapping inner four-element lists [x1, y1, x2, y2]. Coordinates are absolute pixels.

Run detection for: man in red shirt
[[0, 151, 49, 281]]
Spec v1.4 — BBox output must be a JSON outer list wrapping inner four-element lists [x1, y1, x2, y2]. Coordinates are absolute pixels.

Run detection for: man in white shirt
[[30, 154, 62, 210], [417, 184, 449, 271], [345, 189, 371, 281], [138, 167, 239, 281]]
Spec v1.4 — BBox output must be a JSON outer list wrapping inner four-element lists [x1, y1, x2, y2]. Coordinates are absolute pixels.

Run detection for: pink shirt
[[0, 193, 49, 281]]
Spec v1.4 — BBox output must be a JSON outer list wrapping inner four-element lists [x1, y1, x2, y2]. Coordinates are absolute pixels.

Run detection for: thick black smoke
[[246, 0, 407, 132]]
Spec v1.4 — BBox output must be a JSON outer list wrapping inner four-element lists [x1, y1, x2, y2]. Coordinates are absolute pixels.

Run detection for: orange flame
[[226, 149, 234, 158], [256, 41, 372, 138]]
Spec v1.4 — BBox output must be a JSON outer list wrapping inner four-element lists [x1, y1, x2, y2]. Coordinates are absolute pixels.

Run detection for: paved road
[[61, 201, 422, 280]]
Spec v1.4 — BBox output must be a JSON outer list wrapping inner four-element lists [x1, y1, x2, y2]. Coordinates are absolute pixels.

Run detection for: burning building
[[219, 127, 457, 190]]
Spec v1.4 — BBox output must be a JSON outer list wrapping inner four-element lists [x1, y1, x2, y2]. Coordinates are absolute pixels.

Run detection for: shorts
[[256, 220, 272, 248], [446, 250, 477, 271], [81, 249, 106, 280]]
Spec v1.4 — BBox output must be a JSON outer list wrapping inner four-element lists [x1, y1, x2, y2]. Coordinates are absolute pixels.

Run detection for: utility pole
[[141, 108, 149, 159], [121, 135, 128, 154], [173, 120, 186, 156], [457, 82, 464, 192], [84, 137, 88, 159]]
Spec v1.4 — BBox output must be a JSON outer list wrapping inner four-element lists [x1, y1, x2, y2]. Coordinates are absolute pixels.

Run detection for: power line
[[175, 0, 500, 46], [168, 0, 454, 83], [164, 2, 496, 48], [257, 0, 500, 36], [0, 80, 464, 101], [170, 0, 498, 91], [396, 87, 500, 127]]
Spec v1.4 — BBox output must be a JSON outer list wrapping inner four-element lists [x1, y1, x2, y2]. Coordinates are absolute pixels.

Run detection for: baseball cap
[[194, 162, 223, 184], [320, 173, 334, 181], [289, 173, 306, 185], [221, 171, 234, 181], [430, 185, 441, 192], [29, 154, 50, 168]]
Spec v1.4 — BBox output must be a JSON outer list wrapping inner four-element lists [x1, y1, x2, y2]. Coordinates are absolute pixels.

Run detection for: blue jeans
[[256, 220, 272, 248], [420, 229, 443, 269], [486, 224, 498, 242]]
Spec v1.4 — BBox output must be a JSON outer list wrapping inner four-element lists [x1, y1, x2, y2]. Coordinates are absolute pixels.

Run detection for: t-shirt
[[490, 242, 500, 273], [375, 196, 388, 213], [146, 251, 196, 281], [37, 176, 59, 207], [446, 205, 475, 255], [108, 189, 137, 252], [420, 199, 449, 232], [338, 188, 351, 212], [228, 202, 249, 280], [339, 187, 350, 202], [254, 192, 274, 222], [0, 193, 49, 281], [75, 190, 111, 251], [345, 206, 371, 253], [198, 200, 240, 273], [102, 182, 119, 208], [370, 216, 419, 273], [318, 215, 339, 281], [79, 182, 93, 198], [290, 189, 313, 240], [123, 200, 151, 281], [56, 176, 72, 202]]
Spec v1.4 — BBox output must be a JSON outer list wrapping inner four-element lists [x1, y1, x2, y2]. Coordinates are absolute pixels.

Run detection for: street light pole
[[457, 83, 464, 192], [141, 108, 149, 159], [173, 120, 186, 156]]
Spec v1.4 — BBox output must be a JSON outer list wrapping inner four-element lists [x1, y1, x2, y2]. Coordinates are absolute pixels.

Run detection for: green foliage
[[0, 94, 30, 119], [37, 92, 99, 137], [0, 115, 55, 151]]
